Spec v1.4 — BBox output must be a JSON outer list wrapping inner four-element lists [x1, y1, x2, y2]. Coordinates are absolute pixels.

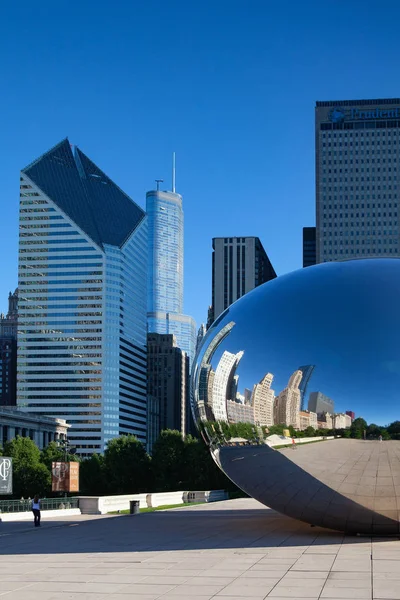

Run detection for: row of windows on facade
[[321, 130, 400, 138], [323, 211, 397, 219], [322, 190, 397, 197], [323, 177, 398, 184], [324, 239, 396, 245], [323, 224, 397, 230], [324, 248, 397, 255], [321, 159, 398, 168]]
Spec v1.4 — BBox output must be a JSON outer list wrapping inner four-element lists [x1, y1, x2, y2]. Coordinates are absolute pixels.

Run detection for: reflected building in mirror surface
[[274, 370, 302, 429], [308, 391, 334, 415]]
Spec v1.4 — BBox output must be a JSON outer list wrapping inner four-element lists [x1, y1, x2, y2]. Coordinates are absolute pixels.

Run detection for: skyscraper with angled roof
[[17, 139, 148, 455]]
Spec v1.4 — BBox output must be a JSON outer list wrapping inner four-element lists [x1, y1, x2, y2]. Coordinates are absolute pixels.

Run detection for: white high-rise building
[[333, 413, 352, 429], [316, 99, 400, 262], [212, 350, 244, 422], [275, 370, 302, 429], [252, 373, 275, 427], [17, 139, 148, 456]]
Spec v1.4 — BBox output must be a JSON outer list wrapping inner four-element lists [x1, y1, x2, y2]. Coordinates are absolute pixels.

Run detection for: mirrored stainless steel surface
[[192, 259, 400, 534]]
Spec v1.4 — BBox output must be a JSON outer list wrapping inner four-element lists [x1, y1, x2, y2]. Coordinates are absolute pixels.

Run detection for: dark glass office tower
[[208, 237, 276, 327], [303, 227, 316, 267]]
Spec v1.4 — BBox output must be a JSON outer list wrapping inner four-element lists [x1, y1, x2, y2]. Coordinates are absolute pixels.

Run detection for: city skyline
[[4, 3, 400, 329]]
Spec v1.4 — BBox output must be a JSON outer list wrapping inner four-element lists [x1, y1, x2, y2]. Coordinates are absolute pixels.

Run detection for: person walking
[[32, 495, 41, 527]]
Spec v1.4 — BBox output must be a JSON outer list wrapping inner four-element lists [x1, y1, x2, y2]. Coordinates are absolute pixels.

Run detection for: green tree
[[151, 430, 185, 491], [4, 436, 51, 498], [387, 421, 400, 437], [303, 426, 316, 438], [350, 417, 367, 439], [103, 435, 151, 494], [80, 454, 106, 495]]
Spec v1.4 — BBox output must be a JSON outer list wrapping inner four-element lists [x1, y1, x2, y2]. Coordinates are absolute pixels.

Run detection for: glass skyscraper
[[17, 139, 148, 456], [146, 189, 196, 365]]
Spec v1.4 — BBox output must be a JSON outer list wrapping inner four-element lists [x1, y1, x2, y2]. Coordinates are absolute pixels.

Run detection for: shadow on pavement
[[0, 503, 390, 557]]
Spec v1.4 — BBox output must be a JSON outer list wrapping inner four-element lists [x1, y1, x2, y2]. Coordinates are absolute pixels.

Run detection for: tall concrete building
[[0, 289, 18, 406], [252, 373, 275, 427], [17, 139, 148, 456], [208, 237, 276, 327], [0, 289, 18, 339], [146, 178, 196, 366], [303, 227, 316, 267], [308, 391, 334, 415], [316, 98, 400, 263], [274, 370, 302, 429], [0, 339, 16, 406], [146, 333, 189, 451]]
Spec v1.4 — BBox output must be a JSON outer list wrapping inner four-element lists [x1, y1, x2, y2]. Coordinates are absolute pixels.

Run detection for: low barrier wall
[[267, 435, 335, 447], [0, 508, 81, 522], [79, 489, 228, 514]]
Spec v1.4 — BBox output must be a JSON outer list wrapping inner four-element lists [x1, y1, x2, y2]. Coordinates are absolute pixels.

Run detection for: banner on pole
[[51, 462, 79, 492], [0, 457, 12, 495]]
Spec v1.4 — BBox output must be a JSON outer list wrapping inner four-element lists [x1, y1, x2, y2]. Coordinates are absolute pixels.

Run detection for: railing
[[0, 497, 79, 514]]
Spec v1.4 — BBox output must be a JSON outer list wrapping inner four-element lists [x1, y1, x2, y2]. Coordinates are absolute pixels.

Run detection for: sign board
[[0, 457, 12, 495], [283, 429, 290, 438], [51, 462, 79, 492]]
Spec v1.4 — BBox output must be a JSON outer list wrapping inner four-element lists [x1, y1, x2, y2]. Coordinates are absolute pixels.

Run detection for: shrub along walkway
[[0, 498, 398, 599]]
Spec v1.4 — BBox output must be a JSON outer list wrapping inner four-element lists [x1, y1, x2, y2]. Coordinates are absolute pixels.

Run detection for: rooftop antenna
[[155, 179, 163, 191], [172, 152, 176, 193]]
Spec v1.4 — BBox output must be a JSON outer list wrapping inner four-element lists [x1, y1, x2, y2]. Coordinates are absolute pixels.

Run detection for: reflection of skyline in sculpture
[[194, 316, 349, 431], [194, 321, 236, 421], [298, 365, 315, 410], [212, 350, 244, 421], [274, 370, 302, 429]]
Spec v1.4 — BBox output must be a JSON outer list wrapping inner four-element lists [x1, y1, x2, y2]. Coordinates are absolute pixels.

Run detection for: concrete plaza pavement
[[0, 498, 400, 599]]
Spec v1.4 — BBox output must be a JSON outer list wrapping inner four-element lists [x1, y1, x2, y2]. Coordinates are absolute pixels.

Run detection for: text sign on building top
[[329, 106, 400, 123]]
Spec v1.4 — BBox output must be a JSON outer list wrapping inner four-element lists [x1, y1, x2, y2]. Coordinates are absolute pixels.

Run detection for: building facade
[[333, 413, 352, 429], [299, 410, 318, 431], [0, 290, 18, 406], [17, 139, 148, 456], [208, 237, 276, 327], [303, 227, 316, 267], [252, 373, 275, 427], [298, 365, 315, 411], [0, 406, 69, 450], [318, 411, 333, 429], [146, 189, 196, 365], [146, 333, 189, 451], [0, 289, 18, 339], [212, 350, 244, 422], [316, 98, 400, 263], [0, 338, 16, 406], [346, 410, 355, 421], [274, 370, 302, 429], [227, 399, 254, 424], [308, 391, 335, 415]]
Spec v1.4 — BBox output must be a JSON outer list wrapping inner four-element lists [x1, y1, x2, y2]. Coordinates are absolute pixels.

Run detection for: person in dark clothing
[[32, 495, 41, 527]]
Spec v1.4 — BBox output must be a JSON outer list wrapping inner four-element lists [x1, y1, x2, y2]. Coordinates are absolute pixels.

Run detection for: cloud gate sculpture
[[191, 259, 400, 534]]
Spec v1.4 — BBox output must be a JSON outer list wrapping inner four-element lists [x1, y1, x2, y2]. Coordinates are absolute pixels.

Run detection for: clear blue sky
[[2, 0, 400, 327]]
